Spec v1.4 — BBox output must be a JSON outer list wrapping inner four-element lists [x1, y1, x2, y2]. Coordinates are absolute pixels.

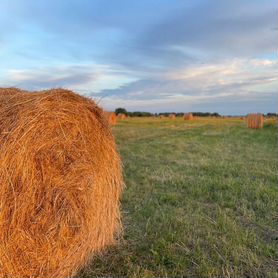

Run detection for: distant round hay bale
[[117, 113, 126, 120], [246, 113, 264, 129], [159, 115, 165, 119], [168, 114, 176, 119], [0, 88, 123, 278], [104, 111, 117, 125], [183, 113, 193, 120]]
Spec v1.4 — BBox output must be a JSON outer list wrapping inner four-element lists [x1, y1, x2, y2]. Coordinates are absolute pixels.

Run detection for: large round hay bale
[[0, 88, 123, 278]]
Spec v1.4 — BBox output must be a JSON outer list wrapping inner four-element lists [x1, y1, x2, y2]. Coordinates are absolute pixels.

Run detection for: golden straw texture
[[0, 88, 123, 278]]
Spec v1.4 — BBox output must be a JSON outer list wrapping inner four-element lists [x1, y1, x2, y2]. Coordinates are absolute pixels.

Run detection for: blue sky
[[0, 0, 277, 114]]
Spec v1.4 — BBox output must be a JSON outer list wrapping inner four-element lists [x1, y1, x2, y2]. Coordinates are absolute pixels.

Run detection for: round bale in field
[[104, 111, 117, 125], [117, 113, 126, 120], [246, 113, 264, 129], [168, 113, 176, 119], [183, 113, 193, 120], [0, 88, 123, 278]]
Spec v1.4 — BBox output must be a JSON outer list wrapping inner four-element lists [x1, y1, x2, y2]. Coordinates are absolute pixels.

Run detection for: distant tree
[[192, 112, 221, 117], [114, 109, 222, 117], [175, 113, 184, 117], [115, 108, 127, 115], [267, 113, 278, 117], [158, 112, 175, 117], [127, 111, 154, 117]]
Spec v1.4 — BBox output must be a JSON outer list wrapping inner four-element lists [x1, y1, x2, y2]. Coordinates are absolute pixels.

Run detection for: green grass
[[78, 117, 277, 278]]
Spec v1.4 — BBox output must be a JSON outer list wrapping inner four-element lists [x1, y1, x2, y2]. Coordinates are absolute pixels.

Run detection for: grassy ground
[[79, 117, 277, 278]]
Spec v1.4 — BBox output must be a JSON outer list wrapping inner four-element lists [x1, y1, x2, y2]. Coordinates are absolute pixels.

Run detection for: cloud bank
[[0, 0, 277, 114]]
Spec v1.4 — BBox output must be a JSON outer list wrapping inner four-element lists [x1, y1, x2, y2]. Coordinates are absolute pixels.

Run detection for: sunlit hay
[[0, 87, 25, 95], [104, 111, 117, 125], [168, 114, 176, 119], [183, 113, 193, 120], [159, 115, 165, 119], [246, 113, 264, 129], [0, 88, 26, 117], [0, 88, 123, 278], [117, 113, 126, 120], [0, 87, 25, 103]]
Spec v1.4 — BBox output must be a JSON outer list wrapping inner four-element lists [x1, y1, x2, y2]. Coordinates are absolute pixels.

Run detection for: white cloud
[[1, 64, 137, 94], [98, 58, 277, 113]]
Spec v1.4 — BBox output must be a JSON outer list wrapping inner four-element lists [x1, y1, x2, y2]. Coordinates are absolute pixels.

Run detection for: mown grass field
[[79, 117, 277, 278]]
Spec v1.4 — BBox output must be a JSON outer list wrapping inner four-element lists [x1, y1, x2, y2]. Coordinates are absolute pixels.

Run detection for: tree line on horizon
[[114, 108, 277, 118]]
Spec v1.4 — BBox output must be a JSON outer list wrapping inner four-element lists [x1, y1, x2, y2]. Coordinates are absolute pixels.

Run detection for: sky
[[0, 0, 277, 114]]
